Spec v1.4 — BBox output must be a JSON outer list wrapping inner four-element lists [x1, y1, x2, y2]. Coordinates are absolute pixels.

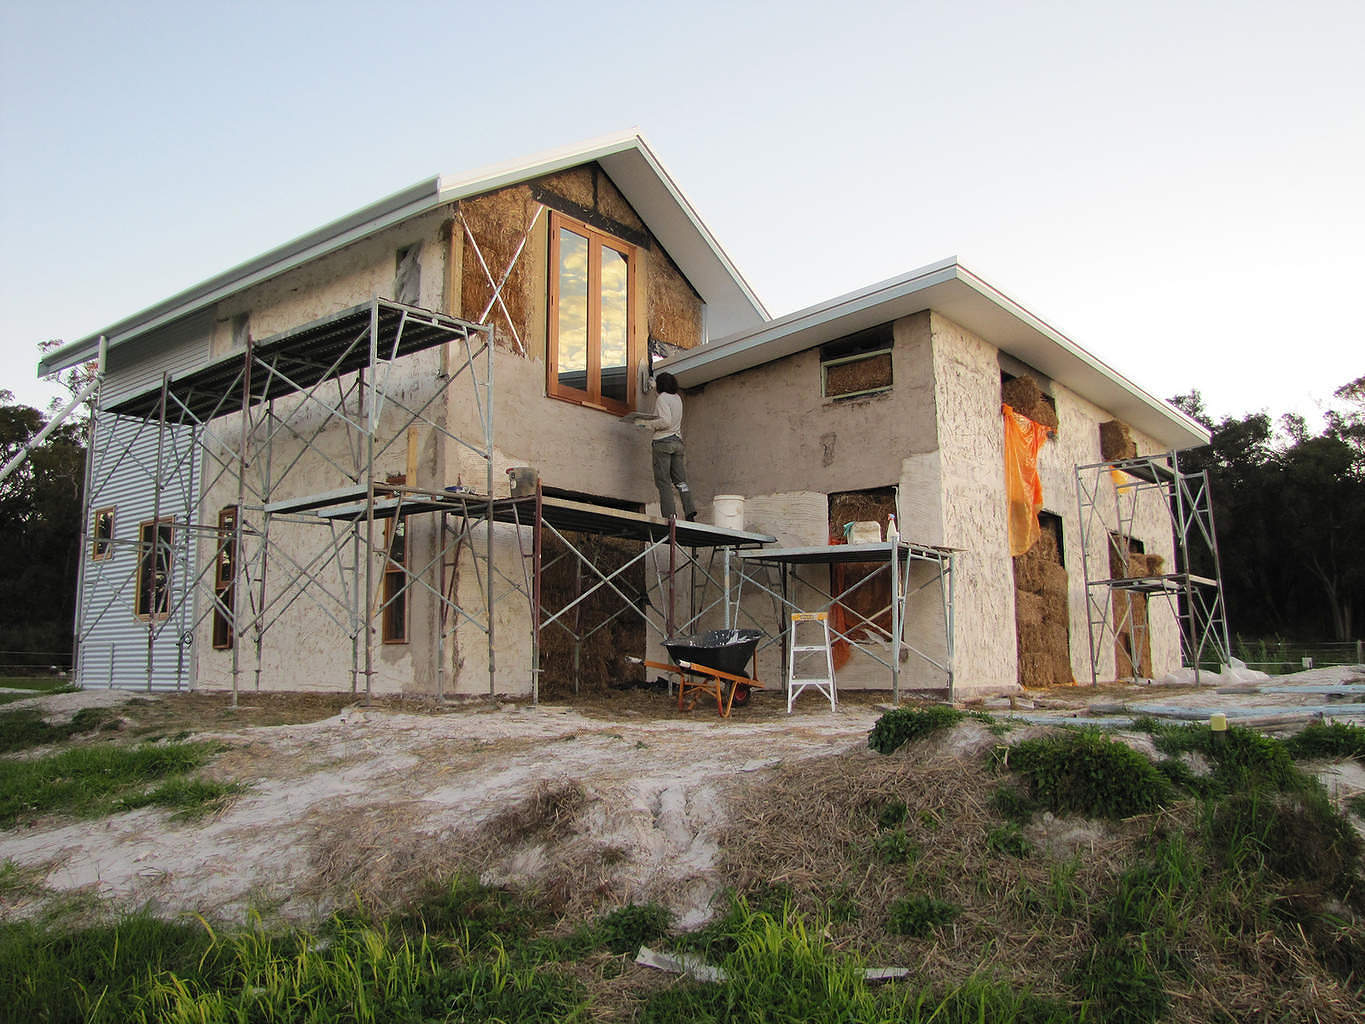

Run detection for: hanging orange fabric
[[1003, 403, 1050, 556]]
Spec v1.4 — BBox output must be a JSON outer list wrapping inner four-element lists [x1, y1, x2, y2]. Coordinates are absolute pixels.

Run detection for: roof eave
[[662, 259, 1211, 452]]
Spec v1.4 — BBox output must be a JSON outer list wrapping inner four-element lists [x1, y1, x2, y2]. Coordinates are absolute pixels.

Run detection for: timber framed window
[[547, 211, 637, 413], [91, 507, 115, 561], [212, 506, 237, 649], [134, 518, 174, 620], [382, 516, 408, 644], [821, 324, 893, 400]]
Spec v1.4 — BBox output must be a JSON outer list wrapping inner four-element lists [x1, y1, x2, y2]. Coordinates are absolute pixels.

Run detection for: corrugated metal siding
[[76, 414, 198, 691], [100, 309, 215, 410]]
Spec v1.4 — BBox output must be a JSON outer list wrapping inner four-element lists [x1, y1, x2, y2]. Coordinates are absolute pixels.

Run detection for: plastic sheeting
[[1003, 403, 1051, 556]]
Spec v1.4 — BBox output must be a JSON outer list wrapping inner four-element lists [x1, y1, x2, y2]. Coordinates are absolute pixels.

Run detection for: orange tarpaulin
[[1003, 403, 1050, 556]]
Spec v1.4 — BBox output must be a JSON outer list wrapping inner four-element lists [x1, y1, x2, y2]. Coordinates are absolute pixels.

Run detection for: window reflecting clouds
[[600, 245, 628, 403], [557, 228, 589, 392]]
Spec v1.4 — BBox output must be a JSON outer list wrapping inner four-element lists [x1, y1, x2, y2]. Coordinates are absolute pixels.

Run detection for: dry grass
[[710, 721, 1365, 1022]]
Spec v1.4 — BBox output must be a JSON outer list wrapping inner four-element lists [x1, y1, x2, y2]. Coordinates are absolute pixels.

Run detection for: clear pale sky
[[2, 0, 1361, 430]]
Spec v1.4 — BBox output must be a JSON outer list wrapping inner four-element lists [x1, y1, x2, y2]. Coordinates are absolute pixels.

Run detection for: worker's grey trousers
[[651, 436, 697, 521]]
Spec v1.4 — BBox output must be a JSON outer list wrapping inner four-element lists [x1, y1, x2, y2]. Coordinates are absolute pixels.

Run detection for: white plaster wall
[[927, 313, 1018, 694], [193, 211, 457, 696]]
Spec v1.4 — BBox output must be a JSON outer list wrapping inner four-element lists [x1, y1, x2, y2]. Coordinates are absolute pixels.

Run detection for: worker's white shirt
[[650, 392, 684, 441]]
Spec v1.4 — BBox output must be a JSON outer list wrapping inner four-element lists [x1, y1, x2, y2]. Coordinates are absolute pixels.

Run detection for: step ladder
[[787, 612, 836, 713]]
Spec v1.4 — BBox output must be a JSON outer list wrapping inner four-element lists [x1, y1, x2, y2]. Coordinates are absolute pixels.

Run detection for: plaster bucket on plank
[[712, 494, 745, 531]]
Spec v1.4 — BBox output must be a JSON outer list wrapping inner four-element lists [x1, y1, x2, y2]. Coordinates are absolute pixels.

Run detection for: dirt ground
[[2, 668, 1362, 929]]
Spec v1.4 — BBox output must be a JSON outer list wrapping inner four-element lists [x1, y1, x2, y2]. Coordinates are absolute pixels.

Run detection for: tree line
[[1170, 376, 1364, 642]]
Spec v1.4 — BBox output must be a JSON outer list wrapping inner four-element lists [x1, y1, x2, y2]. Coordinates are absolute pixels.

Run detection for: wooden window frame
[[547, 211, 638, 414], [381, 515, 409, 645], [134, 518, 174, 621], [212, 506, 237, 649], [91, 506, 116, 561]]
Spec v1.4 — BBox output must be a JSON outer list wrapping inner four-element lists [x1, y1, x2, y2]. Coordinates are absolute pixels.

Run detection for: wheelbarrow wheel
[[728, 682, 752, 707]]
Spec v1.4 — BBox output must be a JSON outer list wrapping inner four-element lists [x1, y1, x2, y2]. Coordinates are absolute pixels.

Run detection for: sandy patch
[[0, 696, 882, 926]]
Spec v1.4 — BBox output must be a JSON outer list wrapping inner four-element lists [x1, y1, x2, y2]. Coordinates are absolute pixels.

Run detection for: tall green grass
[[641, 900, 1076, 1023]]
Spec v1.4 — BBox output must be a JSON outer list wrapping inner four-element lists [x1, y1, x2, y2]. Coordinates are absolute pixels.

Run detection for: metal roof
[[39, 131, 769, 377], [104, 300, 481, 421], [661, 258, 1212, 452]]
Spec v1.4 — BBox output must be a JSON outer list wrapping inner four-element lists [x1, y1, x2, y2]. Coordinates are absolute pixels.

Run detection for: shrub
[[876, 798, 908, 829], [1286, 721, 1365, 762], [986, 823, 1031, 858], [991, 784, 1037, 823], [873, 829, 920, 864], [1150, 722, 1300, 791], [1007, 731, 1173, 819], [868, 706, 964, 755], [597, 902, 671, 955], [887, 895, 960, 936]]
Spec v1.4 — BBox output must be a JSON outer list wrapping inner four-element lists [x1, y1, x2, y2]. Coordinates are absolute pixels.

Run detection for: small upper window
[[820, 324, 893, 400], [394, 245, 421, 306], [91, 507, 115, 561], [548, 211, 636, 413]]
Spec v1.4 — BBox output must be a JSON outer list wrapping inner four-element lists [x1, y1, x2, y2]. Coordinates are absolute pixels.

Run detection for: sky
[[2, 0, 1361, 431]]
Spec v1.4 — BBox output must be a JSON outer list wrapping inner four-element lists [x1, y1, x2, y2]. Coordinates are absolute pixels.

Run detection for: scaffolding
[[1074, 450, 1231, 685], [75, 299, 497, 703], [72, 297, 788, 704], [735, 541, 956, 703]]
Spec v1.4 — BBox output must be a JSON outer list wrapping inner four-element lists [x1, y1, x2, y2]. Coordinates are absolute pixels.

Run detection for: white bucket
[[712, 494, 746, 531]]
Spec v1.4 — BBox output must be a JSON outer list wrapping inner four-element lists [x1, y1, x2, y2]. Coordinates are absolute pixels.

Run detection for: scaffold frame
[[1074, 450, 1232, 686]]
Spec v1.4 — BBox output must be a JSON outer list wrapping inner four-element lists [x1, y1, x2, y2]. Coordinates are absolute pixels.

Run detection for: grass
[[5, 704, 1365, 1022], [0, 741, 232, 826], [0, 676, 76, 692], [0, 706, 120, 753]]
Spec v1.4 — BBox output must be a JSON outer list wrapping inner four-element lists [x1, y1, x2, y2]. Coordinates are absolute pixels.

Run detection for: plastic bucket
[[712, 494, 745, 531], [507, 466, 538, 498]]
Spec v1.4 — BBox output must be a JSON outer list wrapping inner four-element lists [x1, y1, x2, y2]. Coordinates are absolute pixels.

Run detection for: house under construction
[[37, 133, 1229, 703]]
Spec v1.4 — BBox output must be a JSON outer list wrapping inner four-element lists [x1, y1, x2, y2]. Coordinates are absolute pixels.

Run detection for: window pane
[[600, 245, 629, 404], [556, 229, 589, 393]]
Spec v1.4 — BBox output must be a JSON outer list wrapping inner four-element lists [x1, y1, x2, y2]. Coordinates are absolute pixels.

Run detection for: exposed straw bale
[[1040, 562, 1070, 598], [1015, 591, 1044, 628], [1002, 375, 1059, 430], [1100, 419, 1138, 461]]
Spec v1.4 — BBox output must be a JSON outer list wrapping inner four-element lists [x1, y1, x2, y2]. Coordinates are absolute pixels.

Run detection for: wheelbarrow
[[629, 629, 764, 717]]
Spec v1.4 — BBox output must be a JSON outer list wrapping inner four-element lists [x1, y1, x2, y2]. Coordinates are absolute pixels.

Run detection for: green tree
[[0, 392, 86, 668], [1171, 381, 1365, 641]]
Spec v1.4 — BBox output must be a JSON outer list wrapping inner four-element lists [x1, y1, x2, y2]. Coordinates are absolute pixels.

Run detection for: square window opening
[[821, 324, 893, 400]]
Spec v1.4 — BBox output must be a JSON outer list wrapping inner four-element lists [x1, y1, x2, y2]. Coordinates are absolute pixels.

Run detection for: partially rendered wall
[[682, 312, 951, 693], [184, 163, 709, 699]]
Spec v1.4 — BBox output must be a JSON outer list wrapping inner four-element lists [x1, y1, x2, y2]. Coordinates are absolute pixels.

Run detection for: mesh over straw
[[710, 724, 1365, 1021]]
